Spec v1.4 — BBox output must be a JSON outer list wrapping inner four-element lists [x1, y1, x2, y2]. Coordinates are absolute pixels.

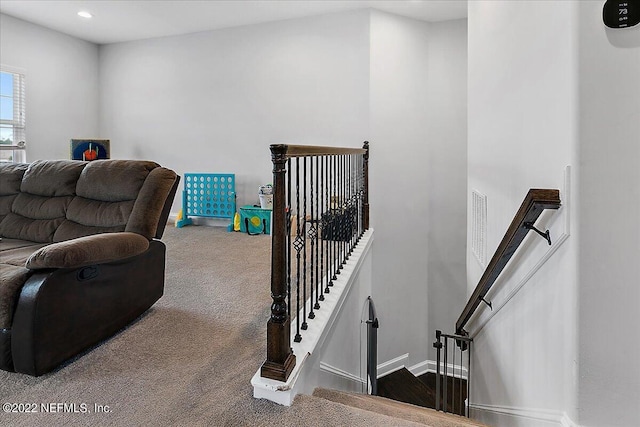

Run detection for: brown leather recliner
[[0, 159, 179, 376]]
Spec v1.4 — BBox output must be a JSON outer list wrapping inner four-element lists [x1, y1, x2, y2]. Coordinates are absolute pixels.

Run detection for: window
[[0, 69, 26, 162]]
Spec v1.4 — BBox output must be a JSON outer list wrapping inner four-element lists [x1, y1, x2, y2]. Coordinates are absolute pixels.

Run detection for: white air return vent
[[471, 190, 487, 267]]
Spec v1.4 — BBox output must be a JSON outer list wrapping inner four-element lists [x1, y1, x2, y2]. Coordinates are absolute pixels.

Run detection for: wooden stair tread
[[313, 387, 488, 427]]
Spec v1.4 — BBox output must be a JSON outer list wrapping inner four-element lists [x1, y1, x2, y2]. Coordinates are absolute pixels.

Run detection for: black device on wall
[[603, 0, 640, 28]]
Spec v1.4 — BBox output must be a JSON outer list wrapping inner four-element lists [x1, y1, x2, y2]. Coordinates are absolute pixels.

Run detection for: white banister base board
[[252, 229, 374, 406], [319, 361, 367, 386], [471, 404, 579, 427], [376, 353, 408, 378], [408, 359, 468, 379]]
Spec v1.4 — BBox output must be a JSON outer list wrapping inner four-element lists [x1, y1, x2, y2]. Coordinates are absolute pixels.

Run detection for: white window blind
[[0, 68, 26, 162]]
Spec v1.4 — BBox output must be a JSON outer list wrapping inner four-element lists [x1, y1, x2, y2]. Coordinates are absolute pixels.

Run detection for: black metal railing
[[433, 330, 472, 416], [261, 142, 370, 382]]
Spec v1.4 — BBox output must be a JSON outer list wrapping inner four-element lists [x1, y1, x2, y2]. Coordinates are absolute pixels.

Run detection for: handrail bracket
[[524, 222, 552, 245]]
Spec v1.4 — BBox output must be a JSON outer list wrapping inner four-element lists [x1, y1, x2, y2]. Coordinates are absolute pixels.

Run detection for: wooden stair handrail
[[456, 189, 561, 335], [271, 144, 367, 158]]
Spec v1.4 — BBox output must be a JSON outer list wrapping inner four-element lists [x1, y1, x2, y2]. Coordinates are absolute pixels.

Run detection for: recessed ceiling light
[[77, 11, 93, 19]]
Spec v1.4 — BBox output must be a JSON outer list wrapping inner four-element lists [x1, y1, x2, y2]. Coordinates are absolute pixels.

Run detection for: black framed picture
[[70, 139, 110, 161]]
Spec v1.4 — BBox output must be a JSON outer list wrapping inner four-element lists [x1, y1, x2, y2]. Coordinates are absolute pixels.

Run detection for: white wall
[[369, 9, 431, 372], [0, 13, 99, 161], [369, 11, 468, 372], [425, 18, 468, 347], [314, 237, 374, 394], [577, 2, 640, 426], [467, 1, 579, 425], [98, 10, 370, 211]]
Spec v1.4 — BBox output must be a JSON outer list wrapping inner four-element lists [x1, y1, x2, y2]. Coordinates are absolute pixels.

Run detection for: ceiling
[[0, 0, 468, 45]]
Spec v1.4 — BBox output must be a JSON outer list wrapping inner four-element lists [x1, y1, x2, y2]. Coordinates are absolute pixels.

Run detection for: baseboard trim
[[319, 361, 366, 386], [471, 403, 580, 427], [408, 359, 468, 379], [560, 412, 580, 427], [376, 353, 408, 378]]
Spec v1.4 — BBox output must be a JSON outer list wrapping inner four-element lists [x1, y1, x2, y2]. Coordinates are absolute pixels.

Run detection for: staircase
[[377, 368, 437, 408], [375, 368, 468, 416], [313, 387, 487, 427]]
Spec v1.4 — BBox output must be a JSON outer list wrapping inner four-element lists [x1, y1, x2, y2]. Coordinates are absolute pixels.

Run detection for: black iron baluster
[[324, 154, 331, 294], [328, 154, 333, 282], [443, 336, 448, 413], [337, 153, 341, 269], [308, 156, 316, 320], [336, 156, 344, 274], [460, 343, 464, 415], [355, 154, 361, 244], [360, 151, 365, 240], [329, 155, 339, 286], [301, 157, 308, 331], [451, 346, 456, 414], [349, 154, 355, 255], [467, 341, 472, 417], [293, 158, 302, 343], [319, 155, 326, 300], [344, 154, 348, 262], [433, 330, 442, 411], [314, 155, 321, 310], [349, 156, 354, 250], [342, 154, 347, 265]]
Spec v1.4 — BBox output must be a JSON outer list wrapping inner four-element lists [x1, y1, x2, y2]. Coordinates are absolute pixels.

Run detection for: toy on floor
[[176, 173, 236, 231]]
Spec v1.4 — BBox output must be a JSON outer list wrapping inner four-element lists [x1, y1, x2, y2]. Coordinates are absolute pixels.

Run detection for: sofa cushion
[[0, 214, 65, 243], [21, 160, 85, 197], [0, 161, 84, 242], [0, 163, 28, 226], [0, 238, 42, 252], [76, 160, 158, 202], [53, 160, 159, 242], [0, 240, 47, 267]]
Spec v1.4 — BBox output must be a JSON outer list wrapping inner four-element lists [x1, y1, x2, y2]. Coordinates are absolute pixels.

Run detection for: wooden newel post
[[261, 144, 296, 381], [363, 141, 370, 230]]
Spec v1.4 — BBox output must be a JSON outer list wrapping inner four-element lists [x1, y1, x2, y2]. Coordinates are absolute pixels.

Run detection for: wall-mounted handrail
[[456, 189, 561, 335]]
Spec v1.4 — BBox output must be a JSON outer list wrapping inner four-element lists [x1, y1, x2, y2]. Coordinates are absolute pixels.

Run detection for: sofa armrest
[[25, 232, 149, 270]]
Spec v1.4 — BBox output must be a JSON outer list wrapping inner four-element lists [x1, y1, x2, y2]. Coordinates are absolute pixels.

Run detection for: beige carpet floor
[[0, 225, 484, 427]]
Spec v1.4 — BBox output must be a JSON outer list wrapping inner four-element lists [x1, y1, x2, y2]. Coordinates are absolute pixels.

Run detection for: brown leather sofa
[[0, 159, 179, 376]]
